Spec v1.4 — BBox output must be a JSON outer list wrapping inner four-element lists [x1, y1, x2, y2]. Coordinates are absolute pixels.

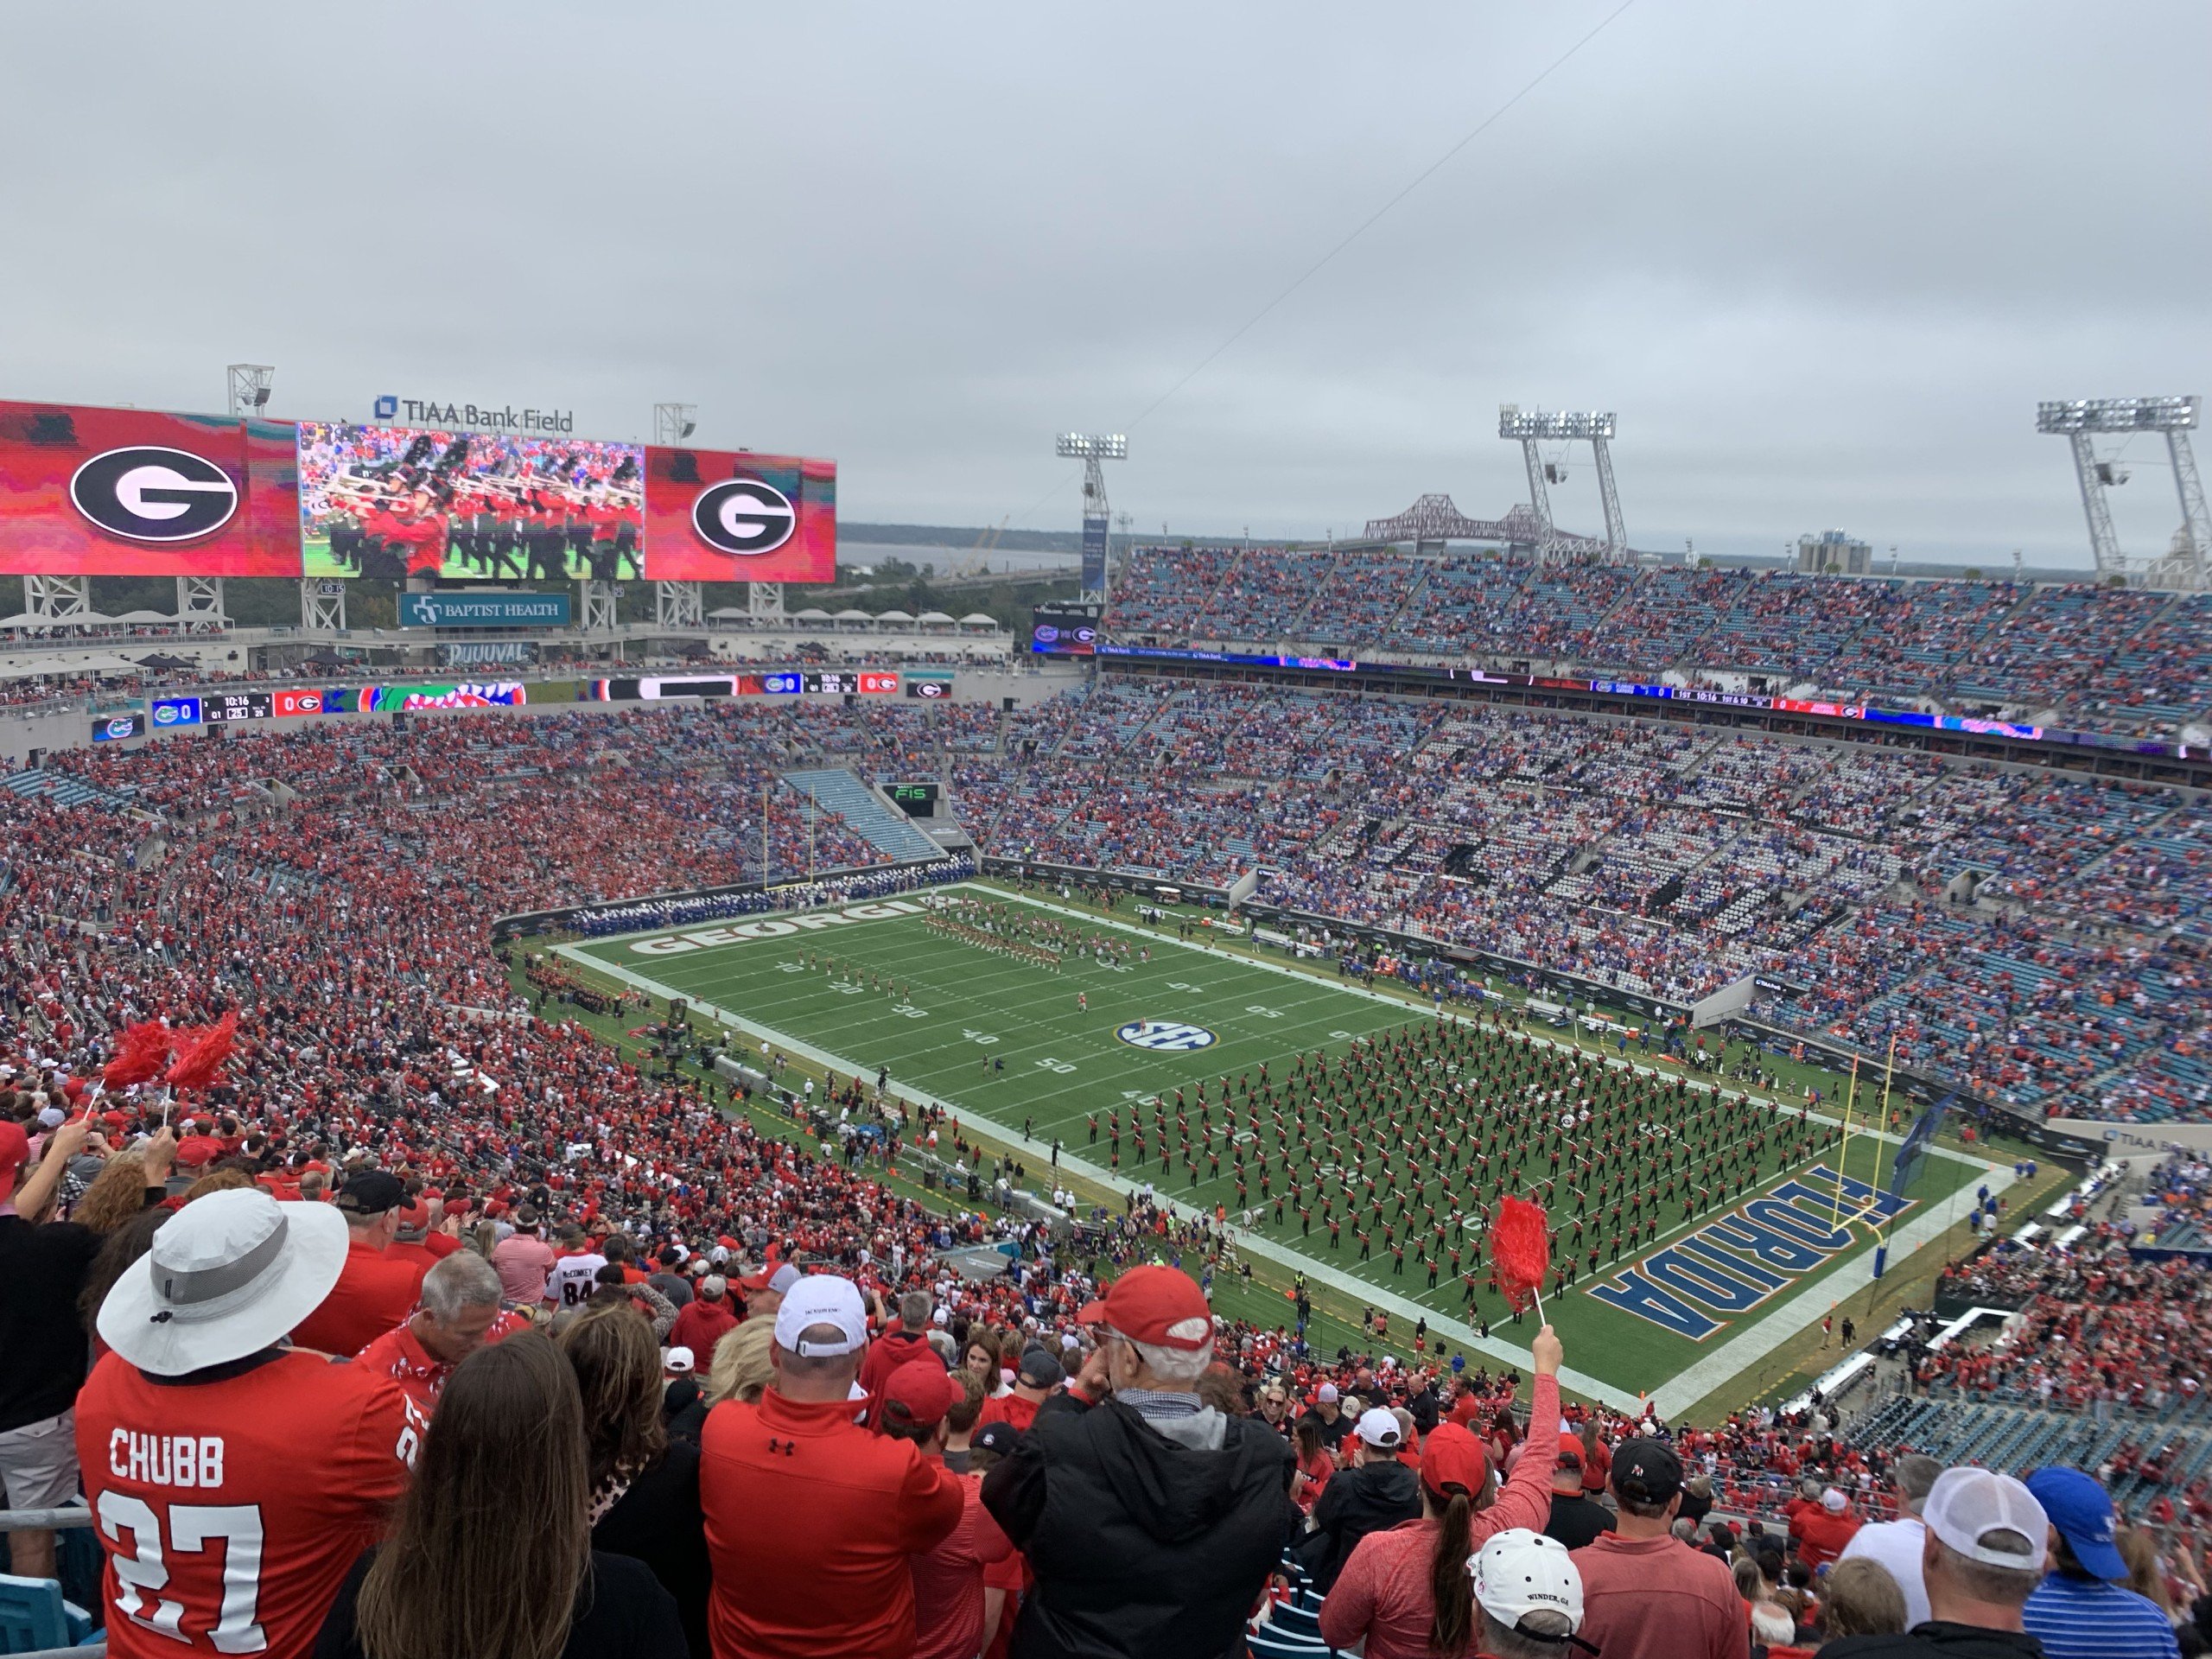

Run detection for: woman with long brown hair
[[1318, 1329, 1567, 1659], [559, 1304, 712, 1659], [315, 1332, 683, 1659]]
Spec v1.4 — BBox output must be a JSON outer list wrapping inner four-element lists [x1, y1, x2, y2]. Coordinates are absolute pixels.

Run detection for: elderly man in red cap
[[982, 1264, 1298, 1659]]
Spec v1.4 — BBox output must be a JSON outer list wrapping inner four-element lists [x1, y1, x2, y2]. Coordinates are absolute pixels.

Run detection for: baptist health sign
[[399, 592, 570, 628]]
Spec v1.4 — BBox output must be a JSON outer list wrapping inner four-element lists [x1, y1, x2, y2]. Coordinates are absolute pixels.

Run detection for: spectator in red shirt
[[877, 1360, 1014, 1659], [353, 1250, 517, 1413], [977, 1346, 1063, 1434], [289, 1172, 431, 1358], [1791, 1484, 1865, 1570], [668, 1274, 740, 1369], [857, 1289, 938, 1402], [699, 1273, 963, 1659], [1570, 1438, 1750, 1659], [79, 1188, 425, 1659], [382, 1199, 462, 1277]]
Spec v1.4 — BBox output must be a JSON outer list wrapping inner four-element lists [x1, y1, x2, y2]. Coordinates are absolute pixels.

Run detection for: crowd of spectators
[[1105, 545, 2212, 735], [3, 683, 2212, 1655]]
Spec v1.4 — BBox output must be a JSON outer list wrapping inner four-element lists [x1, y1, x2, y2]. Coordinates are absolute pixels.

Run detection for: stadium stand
[[1106, 547, 2212, 735]]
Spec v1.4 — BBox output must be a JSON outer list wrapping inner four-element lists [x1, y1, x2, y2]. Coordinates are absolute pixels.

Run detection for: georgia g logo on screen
[[692, 478, 796, 556], [69, 448, 239, 543]]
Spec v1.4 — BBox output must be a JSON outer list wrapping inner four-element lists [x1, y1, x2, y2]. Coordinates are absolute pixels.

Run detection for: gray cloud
[[2, 1, 2205, 567]]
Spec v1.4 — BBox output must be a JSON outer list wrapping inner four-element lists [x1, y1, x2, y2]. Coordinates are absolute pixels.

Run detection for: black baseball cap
[[1611, 1437, 1683, 1506], [334, 1171, 405, 1217], [974, 1421, 1022, 1456], [1017, 1348, 1065, 1389]]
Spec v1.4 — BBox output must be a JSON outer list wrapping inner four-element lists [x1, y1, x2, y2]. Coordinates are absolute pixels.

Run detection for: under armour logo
[[766, 1438, 796, 1457]]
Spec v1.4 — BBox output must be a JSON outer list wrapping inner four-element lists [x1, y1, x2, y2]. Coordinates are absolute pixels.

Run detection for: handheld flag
[[102, 1020, 174, 1093], [166, 1010, 238, 1095], [1492, 1195, 1552, 1322]]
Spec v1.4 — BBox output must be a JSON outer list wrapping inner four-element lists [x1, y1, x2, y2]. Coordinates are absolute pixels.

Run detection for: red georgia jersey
[[76, 1347, 424, 1659]]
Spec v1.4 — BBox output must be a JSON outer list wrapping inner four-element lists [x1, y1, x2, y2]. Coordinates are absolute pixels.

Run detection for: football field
[[563, 882, 1995, 1413]]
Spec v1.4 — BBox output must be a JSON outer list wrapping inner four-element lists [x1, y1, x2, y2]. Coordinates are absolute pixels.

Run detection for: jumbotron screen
[[296, 423, 644, 582], [643, 446, 836, 584], [0, 400, 302, 577]]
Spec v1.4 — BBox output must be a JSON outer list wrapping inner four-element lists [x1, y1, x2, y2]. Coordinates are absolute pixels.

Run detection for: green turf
[[566, 882, 1982, 1402]]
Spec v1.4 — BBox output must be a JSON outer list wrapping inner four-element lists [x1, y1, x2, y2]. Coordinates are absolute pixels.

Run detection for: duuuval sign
[[1586, 1165, 1914, 1341]]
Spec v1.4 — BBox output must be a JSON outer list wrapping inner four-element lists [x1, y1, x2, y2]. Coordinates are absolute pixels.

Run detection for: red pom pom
[[166, 1010, 238, 1094], [1491, 1196, 1551, 1314], [102, 1020, 175, 1092]]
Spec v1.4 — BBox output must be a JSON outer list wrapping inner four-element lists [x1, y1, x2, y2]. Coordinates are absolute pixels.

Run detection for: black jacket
[[1293, 1455, 1421, 1592], [982, 1391, 1297, 1659], [1821, 1624, 2045, 1658]]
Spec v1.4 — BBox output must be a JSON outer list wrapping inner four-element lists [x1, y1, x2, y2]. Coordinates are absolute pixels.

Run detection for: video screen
[[297, 422, 643, 582], [1030, 602, 1103, 656], [643, 447, 836, 583], [0, 401, 302, 578]]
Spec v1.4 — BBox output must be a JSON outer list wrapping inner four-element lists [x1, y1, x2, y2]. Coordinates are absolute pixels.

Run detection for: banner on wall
[[642, 447, 836, 583], [0, 401, 301, 577], [399, 591, 571, 627]]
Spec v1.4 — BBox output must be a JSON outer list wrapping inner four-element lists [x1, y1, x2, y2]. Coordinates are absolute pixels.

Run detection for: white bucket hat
[[99, 1188, 349, 1376]]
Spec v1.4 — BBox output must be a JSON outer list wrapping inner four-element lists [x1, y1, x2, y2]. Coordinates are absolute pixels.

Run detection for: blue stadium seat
[[0, 1573, 93, 1656]]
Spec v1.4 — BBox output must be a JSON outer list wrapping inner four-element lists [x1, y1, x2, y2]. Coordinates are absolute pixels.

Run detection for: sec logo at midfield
[[1116, 1020, 1217, 1052]]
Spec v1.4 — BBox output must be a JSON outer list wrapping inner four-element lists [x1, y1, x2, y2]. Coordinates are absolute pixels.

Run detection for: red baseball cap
[[1419, 1422, 1491, 1497], [877, 1361, 962, 1433], [0, 1121, 28, 1181], [1077, 1265, 1215, 1351], [1554, 1432, 1587, 1468]]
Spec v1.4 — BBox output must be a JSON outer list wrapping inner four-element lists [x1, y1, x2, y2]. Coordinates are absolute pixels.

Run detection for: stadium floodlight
[[1498, 406, 1626, 564], [1056, 433, 1127, 461], [1055, 434, 1126, 602], [2038, 394, 2209, 590], [1497, 407, 1616, 442], [654, 403, 698, 445], [2035, 396, 2198, 435], [226, 365, 275, 417]]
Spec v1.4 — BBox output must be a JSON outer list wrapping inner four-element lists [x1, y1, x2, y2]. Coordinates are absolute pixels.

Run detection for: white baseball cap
[[99, 1188, 349, 1376], [1923, 1467, 2050, 1570], [1316, 1382, 1339, 1405], [1471, 1528, 1584, 1637], [772, 1273, 868, 1357], [663, 1345, 696, 1375], [1821, 1486, 1848, 1514], [1354, 1407, 1404, 1450]]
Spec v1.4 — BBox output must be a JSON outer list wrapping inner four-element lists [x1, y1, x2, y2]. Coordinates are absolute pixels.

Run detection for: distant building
[[1797, 529, 1872, 575]]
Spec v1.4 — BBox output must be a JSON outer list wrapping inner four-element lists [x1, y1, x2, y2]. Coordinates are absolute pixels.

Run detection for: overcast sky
[[3, 2, 2207, 566]]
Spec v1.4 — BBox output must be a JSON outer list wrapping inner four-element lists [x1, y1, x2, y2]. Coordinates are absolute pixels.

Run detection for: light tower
[[2037, 396, 2209, 590], [652, 403, 697, 446], [650, 403, 704, 629], [1056, 433, 1126, 602], [1497, 407, 1626, 564], [226, 364, 274, 416]]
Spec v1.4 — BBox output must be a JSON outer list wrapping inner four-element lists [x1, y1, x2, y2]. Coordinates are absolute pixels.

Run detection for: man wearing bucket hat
[[75, 1187, 428, 1659], [981, 1264, 1298, 1659]]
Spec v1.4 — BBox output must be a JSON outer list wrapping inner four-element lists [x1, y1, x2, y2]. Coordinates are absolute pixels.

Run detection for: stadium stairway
[[781, 768, 944, 863]]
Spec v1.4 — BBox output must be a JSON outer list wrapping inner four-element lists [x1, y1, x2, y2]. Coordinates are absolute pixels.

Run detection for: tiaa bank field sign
[[399, 591, 571, 628]]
